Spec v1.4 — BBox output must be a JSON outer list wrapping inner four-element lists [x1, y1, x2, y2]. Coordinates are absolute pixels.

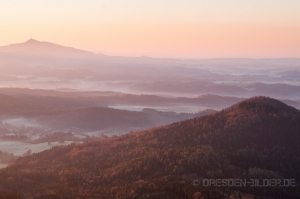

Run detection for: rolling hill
[[0, 96, 299, 198], [0, 88, 244, 110], [0, 89, 216, 132]]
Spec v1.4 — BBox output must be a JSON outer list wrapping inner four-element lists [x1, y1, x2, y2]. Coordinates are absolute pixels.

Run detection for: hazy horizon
[[1, 0, 300, 59], [1, 38, 300, 59]]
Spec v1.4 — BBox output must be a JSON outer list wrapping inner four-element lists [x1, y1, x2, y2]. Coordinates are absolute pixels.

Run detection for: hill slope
[[0, 96, 299, 198]]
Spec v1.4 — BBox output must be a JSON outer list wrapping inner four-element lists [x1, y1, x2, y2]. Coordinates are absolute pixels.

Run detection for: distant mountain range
[[0, 39, 182, 63], [0, 96, 299, 198], [1, 39, 299, 62]]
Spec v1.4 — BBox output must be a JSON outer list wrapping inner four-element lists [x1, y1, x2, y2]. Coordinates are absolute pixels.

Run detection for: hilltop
[[0, 96, 299, 198]]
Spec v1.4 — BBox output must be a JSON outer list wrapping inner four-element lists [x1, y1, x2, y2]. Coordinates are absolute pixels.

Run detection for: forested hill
[[0, 96, 300, 199]]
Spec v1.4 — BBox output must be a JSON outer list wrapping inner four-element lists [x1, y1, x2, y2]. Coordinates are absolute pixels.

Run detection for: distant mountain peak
[[0, 39, 96, 58], [25, 38, 40, 43]]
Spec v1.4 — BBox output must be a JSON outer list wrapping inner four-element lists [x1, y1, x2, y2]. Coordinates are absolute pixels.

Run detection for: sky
[[0, 0, 300, 58]]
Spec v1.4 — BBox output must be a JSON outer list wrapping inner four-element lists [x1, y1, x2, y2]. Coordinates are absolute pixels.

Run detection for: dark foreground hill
[[0, 97, 299, 199]]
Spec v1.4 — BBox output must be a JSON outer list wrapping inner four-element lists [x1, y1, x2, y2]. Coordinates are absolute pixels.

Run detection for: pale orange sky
[[1, 0, 300, 58]]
